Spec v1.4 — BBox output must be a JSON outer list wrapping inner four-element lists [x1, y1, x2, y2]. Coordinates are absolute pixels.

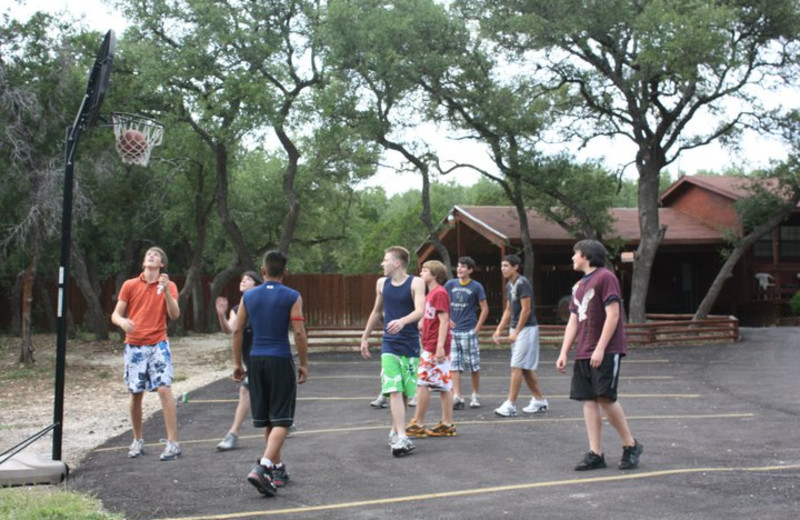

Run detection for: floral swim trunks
[[416, 350, 453, 392], [123, 340, 173, 393]]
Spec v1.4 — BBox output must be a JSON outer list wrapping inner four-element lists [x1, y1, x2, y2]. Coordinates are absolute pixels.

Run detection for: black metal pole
[[53, 120, 82, 461]]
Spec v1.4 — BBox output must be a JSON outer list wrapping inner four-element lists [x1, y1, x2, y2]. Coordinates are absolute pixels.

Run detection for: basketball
[[117, 129, 147, 157]]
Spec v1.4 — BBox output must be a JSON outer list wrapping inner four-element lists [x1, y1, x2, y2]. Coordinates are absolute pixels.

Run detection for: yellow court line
[[189, 393, 701, 404], [311, 359, 671, 365], [310, 375, 676, 381], [94, 413, 752, 453], [157, 462, 800, 520]]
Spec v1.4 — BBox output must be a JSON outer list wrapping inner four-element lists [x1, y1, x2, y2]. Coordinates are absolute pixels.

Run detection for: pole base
[[0, 453, 69, 487]]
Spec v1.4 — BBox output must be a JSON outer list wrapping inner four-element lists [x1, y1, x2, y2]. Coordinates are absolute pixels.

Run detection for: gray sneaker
[[160, 440, 182, 461], [453, 396, 465, 410], [216, 432, 238, 451], [370, 395, 388, 408], [127, 438, 145, 458]]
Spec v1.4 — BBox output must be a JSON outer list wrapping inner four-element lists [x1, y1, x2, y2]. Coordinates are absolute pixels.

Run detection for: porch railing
[[307, 313, 739, 350]]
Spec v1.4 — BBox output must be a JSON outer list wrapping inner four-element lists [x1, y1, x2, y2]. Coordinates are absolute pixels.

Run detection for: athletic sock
[[260, 457, 274, 468]]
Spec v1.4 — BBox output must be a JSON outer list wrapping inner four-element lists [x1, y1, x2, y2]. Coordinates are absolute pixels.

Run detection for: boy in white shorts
[[406, 260, 456, 438], [111, 246, 181, 461], [492, 254, 549, 417]]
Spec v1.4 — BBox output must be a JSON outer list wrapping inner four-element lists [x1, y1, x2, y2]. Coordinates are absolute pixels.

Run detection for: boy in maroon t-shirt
[[406, 260, 457, 438], [556, 239, 643, 471]]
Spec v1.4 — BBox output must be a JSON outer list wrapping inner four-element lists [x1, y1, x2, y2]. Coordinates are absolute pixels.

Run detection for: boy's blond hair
[[385, 246, 410, 268], [422, 260, 448, 285], [146, 246, 168, 269]]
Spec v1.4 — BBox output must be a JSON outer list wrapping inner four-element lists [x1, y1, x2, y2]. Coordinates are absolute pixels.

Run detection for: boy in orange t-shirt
[[111, 246, 181, 461]]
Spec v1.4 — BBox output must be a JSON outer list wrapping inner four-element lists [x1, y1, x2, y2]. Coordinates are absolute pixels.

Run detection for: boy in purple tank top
[[360, 246, 425, 457], [556, 240, 643, 471]]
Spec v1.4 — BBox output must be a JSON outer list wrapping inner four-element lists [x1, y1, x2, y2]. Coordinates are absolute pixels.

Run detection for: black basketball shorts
[[248, 356, 297, 428], [570, 353, 623, 402]]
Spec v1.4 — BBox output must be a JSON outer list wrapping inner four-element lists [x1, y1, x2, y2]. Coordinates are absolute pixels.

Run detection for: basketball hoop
[[112, 112, 164, 166]]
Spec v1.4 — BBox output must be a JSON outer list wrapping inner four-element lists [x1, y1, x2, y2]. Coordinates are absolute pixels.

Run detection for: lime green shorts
[[380, 353, 419, 398]]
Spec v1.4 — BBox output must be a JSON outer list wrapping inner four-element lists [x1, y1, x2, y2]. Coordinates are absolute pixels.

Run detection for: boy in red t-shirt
[[406, 260, 456, 438], [556, 239, 642, 471]]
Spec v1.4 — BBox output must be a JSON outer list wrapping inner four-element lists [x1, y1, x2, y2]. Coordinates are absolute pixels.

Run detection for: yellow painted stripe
[[94, 413, 752, 453], [311, 359, 671, 365], [156, 462, 800, 520], [188, 393, 701, 404], [309, 375, 676, 381]]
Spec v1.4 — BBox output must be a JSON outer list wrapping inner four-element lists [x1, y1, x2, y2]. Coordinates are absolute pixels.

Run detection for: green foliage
[[0, 487, 124, 520], [790, 292, 800, 316]]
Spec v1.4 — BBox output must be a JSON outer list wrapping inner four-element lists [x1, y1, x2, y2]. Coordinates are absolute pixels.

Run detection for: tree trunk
[[275, 125, 301, 255], [192, 275, 205, 332], [215, 142, 255, 270], [10, 271, 23, 335], [71, 244, 109, 340], [419, 164, 452, 274], [629, 165, 666, 323], [19, 228, 42, 364], [509, 174, 535, 281], [694, 202, 798, 320], [177, 254, 205, 334], [34, 278, 57, 333]]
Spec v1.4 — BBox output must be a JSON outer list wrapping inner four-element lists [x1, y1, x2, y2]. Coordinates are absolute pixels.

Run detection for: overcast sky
[[8, 0, 795, 196]]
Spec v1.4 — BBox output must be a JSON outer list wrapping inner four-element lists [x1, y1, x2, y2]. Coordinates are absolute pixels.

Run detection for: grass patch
[[0, 486, 124, 519], [97, 370, 111, 380], [2, 365, 48, 382], [173, 375, 187, 383]]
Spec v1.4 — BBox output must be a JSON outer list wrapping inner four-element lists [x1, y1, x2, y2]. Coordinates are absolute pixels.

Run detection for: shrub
[[790, 291, 800, 316]]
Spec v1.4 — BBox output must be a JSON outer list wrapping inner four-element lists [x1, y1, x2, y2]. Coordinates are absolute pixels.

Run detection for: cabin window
[[779, 225, 800, 259], [753, 235, 772, 259]]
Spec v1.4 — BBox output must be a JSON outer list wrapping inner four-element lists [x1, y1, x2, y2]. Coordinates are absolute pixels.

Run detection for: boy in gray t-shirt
[[492, 254, 549, 417]]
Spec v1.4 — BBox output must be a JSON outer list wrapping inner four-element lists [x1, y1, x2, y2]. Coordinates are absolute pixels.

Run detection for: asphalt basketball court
[[70, 327, 800, 519]]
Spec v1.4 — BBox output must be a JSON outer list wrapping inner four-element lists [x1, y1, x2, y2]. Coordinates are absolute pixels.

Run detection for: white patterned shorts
[[450, 330, 481, 373], [416, 350, 453, 392], [124, 341, 173, 393]]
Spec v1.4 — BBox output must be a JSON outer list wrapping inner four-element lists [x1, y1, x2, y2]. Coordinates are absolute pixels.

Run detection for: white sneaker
[[408, 395, 417, 407], [469, 394, 481, 408], [370, 395, 388, 408], [159, 440, 182, 461], [391, 436, 415, 457], [494, 400, 517, 417], [216, 432, 238, 451], [127, 438, 145, 458], [388, 430, 399, 448], [522, 397, 549, 414]]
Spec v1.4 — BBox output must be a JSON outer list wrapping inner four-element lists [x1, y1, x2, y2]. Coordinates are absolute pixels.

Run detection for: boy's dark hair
[[263, 250, 288, 277], [503, 254, 522, 267], [458, 256, 476, 270], [574, 239, 607, 267], [242, 270, 263, 285]]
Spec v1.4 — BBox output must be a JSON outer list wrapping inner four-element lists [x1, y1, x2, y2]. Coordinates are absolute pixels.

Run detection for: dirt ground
[[0, 333, 231, 469]]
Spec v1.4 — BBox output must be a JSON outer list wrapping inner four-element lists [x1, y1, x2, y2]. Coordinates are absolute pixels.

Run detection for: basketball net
[[111, 112, 164, 166]]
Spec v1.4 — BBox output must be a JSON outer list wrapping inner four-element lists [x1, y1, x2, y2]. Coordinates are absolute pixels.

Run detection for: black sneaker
[[574, 451, 607, 471], [247, 463, 277, 496], [619, 440, 643, 470], [272, 463, 290, 487]]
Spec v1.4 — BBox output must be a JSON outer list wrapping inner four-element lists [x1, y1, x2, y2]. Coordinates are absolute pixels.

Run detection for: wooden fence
[[307, 314, 739, 350]]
